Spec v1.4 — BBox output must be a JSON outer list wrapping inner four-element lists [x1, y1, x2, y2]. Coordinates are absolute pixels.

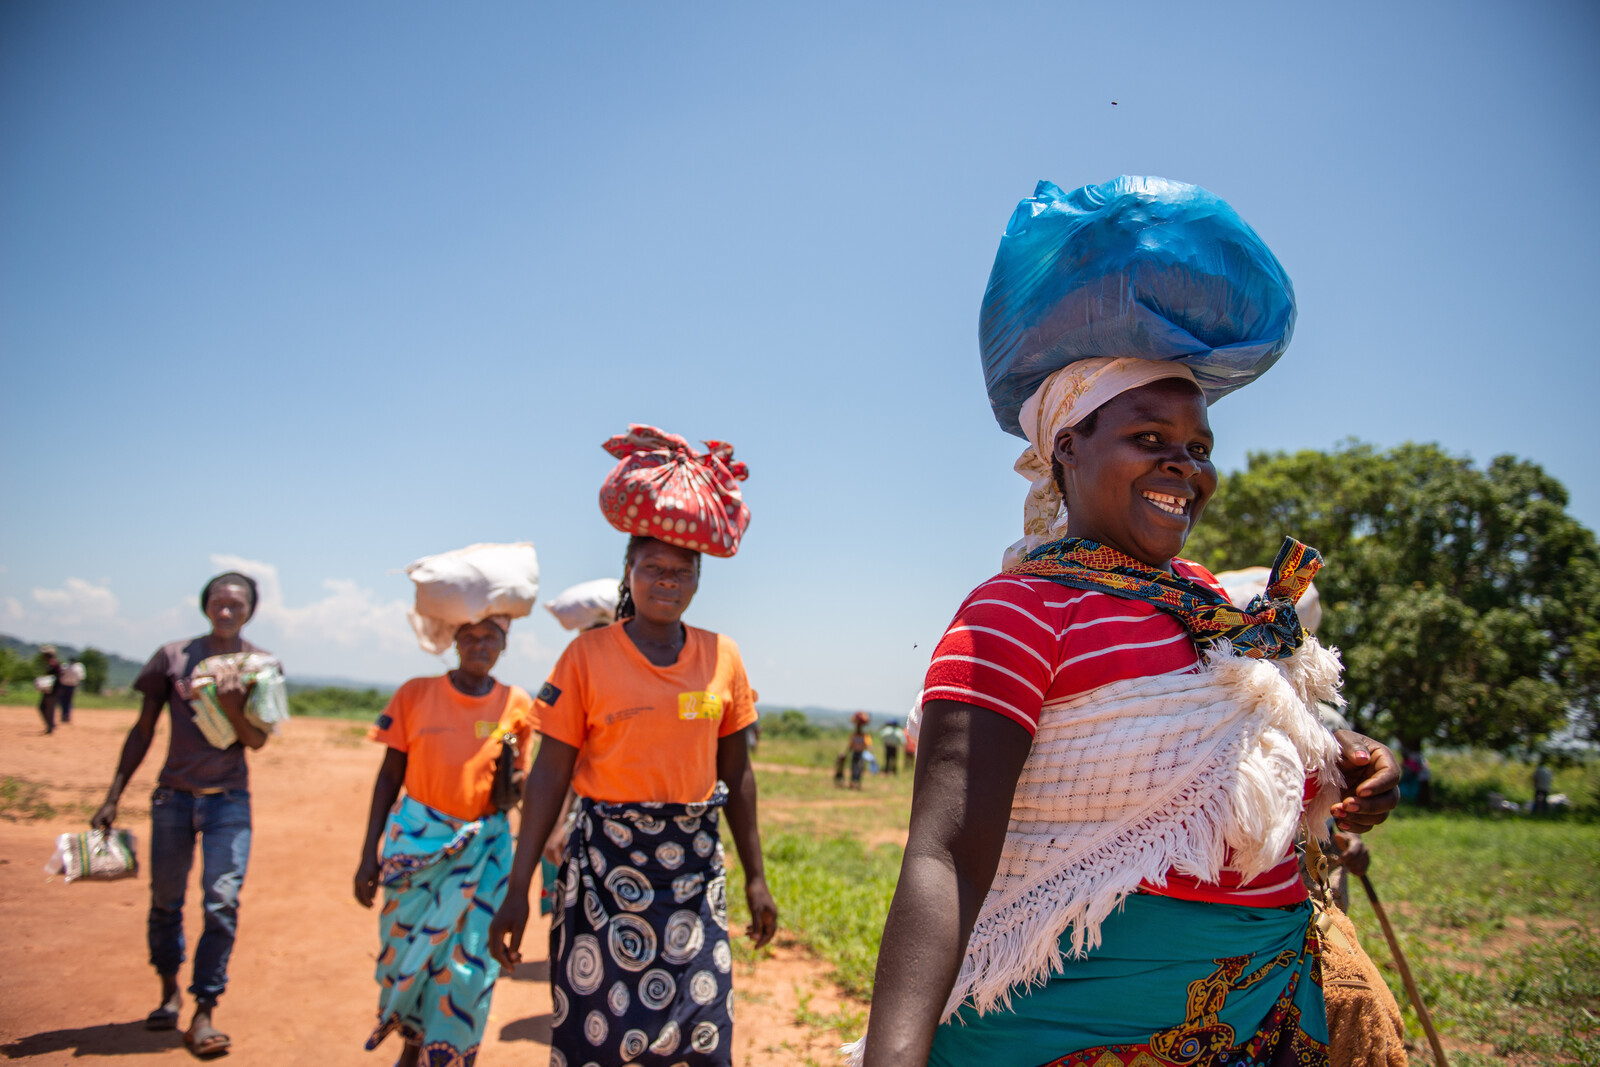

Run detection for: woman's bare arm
[[860, 701, 1033, 1067], [353, 747, 408, 907], [717, 726, 777, 948], [488, 736, 579, 968]]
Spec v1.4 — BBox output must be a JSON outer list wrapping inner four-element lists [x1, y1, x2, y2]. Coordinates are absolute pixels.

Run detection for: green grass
[[724, 830, 904, 1000], [721, 753, 1600, 1064], [0, 775, 58, 820], [288, 686, 389, 720], [1428, 750, 1599, 817], [1349, 812, 1600, 1065], [0, 685, 141, 709]]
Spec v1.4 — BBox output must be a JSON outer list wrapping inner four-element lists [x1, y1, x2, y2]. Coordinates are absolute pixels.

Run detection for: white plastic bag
[[62, 662, 87, 686], [46, 828, 139, 882], [33, 675, 55, 693], [179, 652, 290, 749], [544, 578, 620, 632], [406, 542, 540, 655]]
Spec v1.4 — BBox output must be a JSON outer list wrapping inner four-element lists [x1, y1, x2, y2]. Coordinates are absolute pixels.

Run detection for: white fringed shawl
[[842, 637, 1343, 1064]]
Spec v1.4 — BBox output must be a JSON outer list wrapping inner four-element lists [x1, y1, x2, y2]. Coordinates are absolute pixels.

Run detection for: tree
[[763, 709, 820, 739], [0, 647, 31, 687], [1186, 442, 1600, 752], [78, 648, 109, 694]]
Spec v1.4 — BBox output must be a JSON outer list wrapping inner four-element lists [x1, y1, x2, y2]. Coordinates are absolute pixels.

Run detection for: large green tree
[[1186, 442, 1600, 752], [78, 648, 109, 694]]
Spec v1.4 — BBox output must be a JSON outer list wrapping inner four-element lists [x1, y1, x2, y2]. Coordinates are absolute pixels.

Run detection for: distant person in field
[[354, 613, 536, 1067], [35, 644, 62, 734], [849, 177, 1401, 1066], [90, 572, 270, 1059], [1533, 760, 1554, 814], [848, 712, 872, 789], [489, 426, 776, 1066], [879, 719, 905, 775], [1400, 745, 1433, 808], [55, 657, 84, 724]]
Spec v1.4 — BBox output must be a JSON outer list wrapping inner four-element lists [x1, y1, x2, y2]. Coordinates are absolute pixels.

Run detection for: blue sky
[[3, 1, 1596, 711]]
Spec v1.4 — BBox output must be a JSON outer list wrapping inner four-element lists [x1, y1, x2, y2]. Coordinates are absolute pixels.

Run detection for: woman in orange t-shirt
[[352, 616, 536, 1067], [490, 531, 778, 1066]]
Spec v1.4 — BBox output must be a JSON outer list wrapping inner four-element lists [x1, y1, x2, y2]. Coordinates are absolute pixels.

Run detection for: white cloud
[[31, 578, 120, 626]]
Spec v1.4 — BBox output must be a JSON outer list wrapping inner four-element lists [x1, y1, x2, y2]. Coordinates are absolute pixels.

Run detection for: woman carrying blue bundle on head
[[850, 177, 1403, 1067]]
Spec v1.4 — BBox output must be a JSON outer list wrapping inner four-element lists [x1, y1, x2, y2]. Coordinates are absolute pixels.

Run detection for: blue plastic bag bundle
[[980, 176, 1296, 437]]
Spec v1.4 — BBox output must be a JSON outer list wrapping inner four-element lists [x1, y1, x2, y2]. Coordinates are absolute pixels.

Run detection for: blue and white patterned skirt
[[549, 784, 735, 1067]]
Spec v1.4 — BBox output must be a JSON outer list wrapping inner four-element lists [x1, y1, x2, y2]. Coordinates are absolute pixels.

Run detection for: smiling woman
[[850, 177, 1404, 1067]]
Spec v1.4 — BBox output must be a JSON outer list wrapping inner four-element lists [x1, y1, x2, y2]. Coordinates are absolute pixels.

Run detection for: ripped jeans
[[147, 787, 252, 1004]]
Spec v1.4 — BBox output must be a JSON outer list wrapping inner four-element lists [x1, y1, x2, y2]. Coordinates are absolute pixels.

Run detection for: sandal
[[183, 1024, 231, 1058], [144, 1007, 179, 1031]]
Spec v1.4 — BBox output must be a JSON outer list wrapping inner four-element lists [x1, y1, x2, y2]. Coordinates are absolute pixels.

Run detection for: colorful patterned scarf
[[1005, 535, 1323, 660]]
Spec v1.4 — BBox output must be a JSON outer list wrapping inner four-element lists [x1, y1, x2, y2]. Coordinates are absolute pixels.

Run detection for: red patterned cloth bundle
[[599, 424, 751, 557]]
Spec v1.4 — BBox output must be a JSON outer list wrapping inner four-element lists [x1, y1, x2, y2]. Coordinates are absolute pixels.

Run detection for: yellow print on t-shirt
[[678, 691, 723, 722]]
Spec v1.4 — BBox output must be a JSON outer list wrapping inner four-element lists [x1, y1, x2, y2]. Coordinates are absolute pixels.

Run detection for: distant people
[[56, 658, 84, 724], [90, 572, 271, 1058], [1533, 761, 1554, 814], [849, 713, 871, 790], [35, 645, 62, 734], [880, 719, 905, 775], [489, 427, 777, 1065], [354, 616, 536, 1067], [1400, 745, 1433, 807]]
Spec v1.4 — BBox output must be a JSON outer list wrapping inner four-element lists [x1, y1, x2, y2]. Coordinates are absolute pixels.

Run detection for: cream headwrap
[[1005, 357, 1200, 568]]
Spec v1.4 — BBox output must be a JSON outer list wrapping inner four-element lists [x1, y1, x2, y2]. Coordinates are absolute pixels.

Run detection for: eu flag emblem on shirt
[[537, 682, 561, 706]]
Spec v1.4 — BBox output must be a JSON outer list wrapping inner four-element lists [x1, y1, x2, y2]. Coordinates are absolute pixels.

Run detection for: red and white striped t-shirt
[[922, 559, 1307, 908]]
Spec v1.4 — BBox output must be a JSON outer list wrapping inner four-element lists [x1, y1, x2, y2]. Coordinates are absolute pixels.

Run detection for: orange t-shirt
[[369, 675, 537, 820], [536, 622, 759, 803]]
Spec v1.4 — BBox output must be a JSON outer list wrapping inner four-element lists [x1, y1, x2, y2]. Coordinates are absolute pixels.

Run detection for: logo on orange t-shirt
[[677, 691, 723, 722]]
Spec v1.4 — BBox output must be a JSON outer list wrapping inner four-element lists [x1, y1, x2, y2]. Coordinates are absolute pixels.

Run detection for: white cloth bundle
[[406, 542, 540, 655], [1215, 565, 1323, 635], [544, 578, 620, 632]]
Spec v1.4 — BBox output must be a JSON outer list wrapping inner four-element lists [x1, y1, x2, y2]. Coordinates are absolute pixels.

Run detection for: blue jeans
[[148, 787, 252, 1003]]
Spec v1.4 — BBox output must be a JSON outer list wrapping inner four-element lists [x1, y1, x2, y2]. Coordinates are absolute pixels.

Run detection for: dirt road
[[0, 706, 855, 1065]]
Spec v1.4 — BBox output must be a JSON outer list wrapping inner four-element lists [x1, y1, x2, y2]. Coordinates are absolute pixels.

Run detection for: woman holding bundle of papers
[[354, 542, 540, 1067], [91, 570, 280, 1058], [489, 425, 777, 1066]]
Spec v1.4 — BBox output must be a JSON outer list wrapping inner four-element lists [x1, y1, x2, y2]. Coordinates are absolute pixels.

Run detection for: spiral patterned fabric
[[549, 785, 734, 1065]]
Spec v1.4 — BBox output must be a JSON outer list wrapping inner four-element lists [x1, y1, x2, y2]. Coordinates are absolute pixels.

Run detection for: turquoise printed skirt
[[930, 895, 1329, 1067], [364, 796, 513, 1067]]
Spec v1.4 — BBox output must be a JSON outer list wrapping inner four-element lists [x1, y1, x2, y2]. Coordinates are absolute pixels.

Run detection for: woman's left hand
[[744, 874, 777, 950], [1331, 730, 1400, 832]]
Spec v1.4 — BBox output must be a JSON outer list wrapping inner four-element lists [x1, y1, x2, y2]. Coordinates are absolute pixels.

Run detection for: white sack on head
[[406, 542, 540, 655], [1214, 565, 1322, 635], [544, 578, 620, 632]]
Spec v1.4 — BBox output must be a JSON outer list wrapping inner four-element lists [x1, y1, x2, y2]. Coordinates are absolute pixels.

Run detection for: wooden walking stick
[[1359, 873, 1450, 1067]]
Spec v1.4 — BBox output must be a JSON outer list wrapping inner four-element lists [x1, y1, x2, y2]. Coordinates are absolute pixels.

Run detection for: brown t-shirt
[[134, 636, 266, 793]]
